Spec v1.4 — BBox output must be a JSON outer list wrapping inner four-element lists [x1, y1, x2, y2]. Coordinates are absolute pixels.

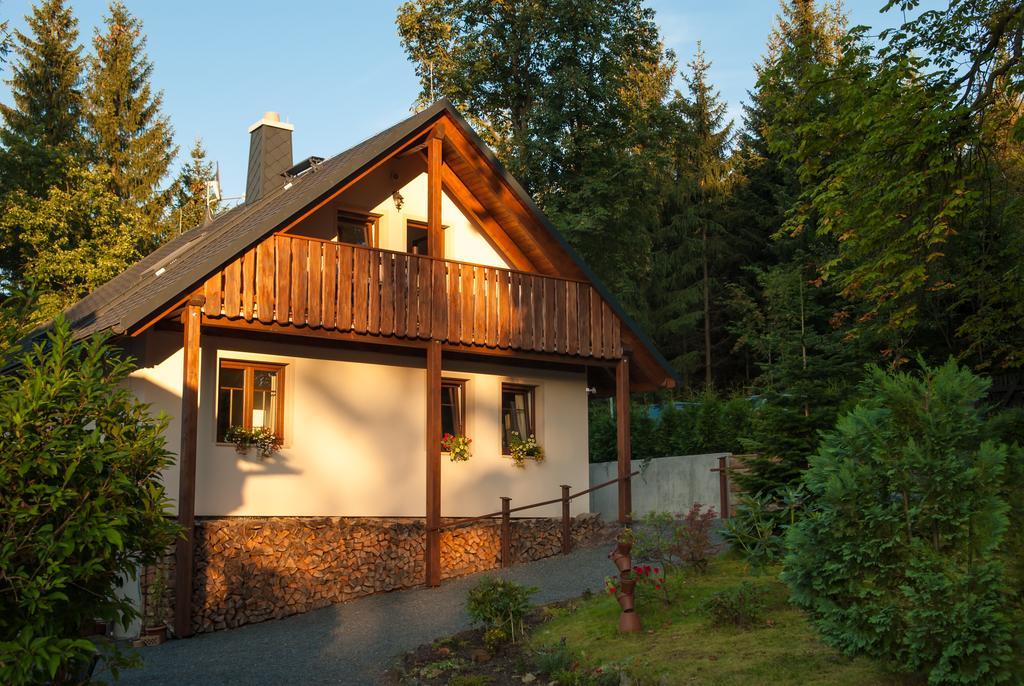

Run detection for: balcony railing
[[201, 234, 622, 359]]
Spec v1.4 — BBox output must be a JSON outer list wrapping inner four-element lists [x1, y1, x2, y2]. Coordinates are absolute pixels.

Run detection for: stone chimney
[[245, 112, 293, 204]]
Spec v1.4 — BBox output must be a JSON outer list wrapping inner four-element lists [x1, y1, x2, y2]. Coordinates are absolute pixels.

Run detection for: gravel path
[[107, 544, 614, 686]]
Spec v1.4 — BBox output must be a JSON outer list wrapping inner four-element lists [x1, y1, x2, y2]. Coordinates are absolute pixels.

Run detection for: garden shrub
[[703, 582, 766, 628], [783, 361, 1021, 685], [721, 487, 803, 574], [588, 391, 754, 462], [633, 504, 720, 575], [533, 639, 576, 677], [465, 577, 537, 644], [0, 317, 181, 685]]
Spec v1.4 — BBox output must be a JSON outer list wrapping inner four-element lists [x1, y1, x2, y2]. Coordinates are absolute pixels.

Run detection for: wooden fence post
[[561, 485, 572, 555], [500, 496, 512, 568], [717, 455, 730, 519]]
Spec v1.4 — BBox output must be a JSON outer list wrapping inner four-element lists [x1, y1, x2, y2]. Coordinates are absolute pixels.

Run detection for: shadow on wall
[[302, 359, 423, 514], [133, 340, 303, 518]]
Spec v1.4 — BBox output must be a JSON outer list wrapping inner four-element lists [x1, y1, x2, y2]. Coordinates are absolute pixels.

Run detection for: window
[[441, 379, 467, 439], [337, 210, 378, 246], [406, 219, 429, 256], [216, 360, 285, 442], [501, 384, 535, 453]]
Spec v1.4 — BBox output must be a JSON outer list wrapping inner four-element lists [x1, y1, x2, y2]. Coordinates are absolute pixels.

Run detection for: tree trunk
[[703, 224, 712, 387]]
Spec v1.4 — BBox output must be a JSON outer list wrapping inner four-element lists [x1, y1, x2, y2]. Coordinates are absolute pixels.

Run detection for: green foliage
[[703, 582, 767, 628], [396, 0, 676, 306], [169, 137, 217, 233], [0, 316, 181, 685], [720, 490, 801, 574], [632, 505, 720, 576], [533, 639, 576, 676], [85, 1, 176, 222], [783, 360, 1021, 684], [448, 674, 493, 686], [589, 392, 753, 462], [0, 163, 154, 320], [645, 46, 746, 385], [728, 259, 861, 497], [0, 0, 85, 200], [465, 577, 537, 644]]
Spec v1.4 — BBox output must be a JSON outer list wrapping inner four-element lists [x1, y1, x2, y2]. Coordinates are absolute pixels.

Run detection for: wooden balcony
[[200, 234, 623, 360]]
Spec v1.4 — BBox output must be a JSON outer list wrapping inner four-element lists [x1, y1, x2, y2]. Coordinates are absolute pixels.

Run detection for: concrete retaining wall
[[589, 453, 728, 519]]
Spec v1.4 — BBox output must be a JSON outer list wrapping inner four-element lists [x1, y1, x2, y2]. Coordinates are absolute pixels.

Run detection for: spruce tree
[[723, 0, 857, 494], [170, 137, 217, 233], [0, 0, 85, 199], [647, 46, 738, 386], [85, 1, 175, 223]]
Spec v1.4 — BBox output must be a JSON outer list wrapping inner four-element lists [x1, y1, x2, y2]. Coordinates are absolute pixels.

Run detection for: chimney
[[245, 112, 293, 204]]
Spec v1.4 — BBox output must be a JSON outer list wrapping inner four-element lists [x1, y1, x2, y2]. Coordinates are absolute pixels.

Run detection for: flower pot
[[143, 625, 167, 645], [615, 541, 633, 557], [234, 444, 250, 455], [611, 549, 632, 573], [616, 592, 635, 612], [619, 578, 637, 596], [618, 608, 643, 633]]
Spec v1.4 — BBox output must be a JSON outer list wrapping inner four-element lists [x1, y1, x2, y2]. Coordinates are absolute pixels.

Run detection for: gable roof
[[57, 100, 680, 388]]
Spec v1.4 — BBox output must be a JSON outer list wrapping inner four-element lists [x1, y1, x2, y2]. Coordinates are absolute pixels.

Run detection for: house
[[57, 100, 678, 637]]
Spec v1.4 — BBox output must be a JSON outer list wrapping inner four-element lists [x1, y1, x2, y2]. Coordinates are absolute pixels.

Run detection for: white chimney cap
[[248, 111, 294, 133]]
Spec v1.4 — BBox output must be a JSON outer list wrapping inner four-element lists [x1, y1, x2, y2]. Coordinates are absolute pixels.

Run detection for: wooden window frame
[[337, 209, 380, 247], [441, 378, 467, 440], [405, 218, 448, 257], [216, 359, 286, 442], [500, 383, 536, 454]]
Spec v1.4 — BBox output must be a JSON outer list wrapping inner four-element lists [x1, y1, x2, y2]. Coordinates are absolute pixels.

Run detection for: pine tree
[[85, 1, 175, 223], [170, 137, 217, 233], [646, 46, 738, 386], [0, 0, 85, 199], [727, 258, 860, 495], [730, 0, 845, 266]]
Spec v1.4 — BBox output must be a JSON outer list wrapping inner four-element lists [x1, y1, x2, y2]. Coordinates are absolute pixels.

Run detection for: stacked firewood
[[140, 513, 608, 635]]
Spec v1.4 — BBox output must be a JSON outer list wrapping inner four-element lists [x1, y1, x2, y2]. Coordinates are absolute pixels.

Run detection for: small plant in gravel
[[703, 581, 767, 628], [465, 577, 537, 644]]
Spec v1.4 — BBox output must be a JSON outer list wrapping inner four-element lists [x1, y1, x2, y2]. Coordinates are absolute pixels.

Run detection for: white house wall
[[290, 171, 511, 268], [128, 330, 589, 519]]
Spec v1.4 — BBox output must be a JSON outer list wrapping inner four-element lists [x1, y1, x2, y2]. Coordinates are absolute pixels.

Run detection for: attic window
[[337, 210, 378, 247], [406, 220, 429, 256]]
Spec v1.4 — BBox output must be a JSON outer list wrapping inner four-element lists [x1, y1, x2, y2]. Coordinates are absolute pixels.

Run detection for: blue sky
[[1, 1, 935, 199]]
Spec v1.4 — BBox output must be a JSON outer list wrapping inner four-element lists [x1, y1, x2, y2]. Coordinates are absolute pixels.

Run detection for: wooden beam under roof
[[440, 163, 535, 272]]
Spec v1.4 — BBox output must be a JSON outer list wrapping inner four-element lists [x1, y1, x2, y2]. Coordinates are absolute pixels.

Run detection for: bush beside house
[[0, 316, 181, 685]]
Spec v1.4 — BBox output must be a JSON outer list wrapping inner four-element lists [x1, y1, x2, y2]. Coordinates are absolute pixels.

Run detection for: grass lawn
[[530, 555, 914, 686]]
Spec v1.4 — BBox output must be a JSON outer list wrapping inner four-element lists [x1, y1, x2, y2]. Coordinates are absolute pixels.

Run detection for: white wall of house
[[289, 171, 512, 269], [128, 330, 590, 520]]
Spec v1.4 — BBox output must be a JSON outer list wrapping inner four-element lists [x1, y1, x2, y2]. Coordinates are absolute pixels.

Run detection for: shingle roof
[[52, 99, 680, 387], [61, 101, 448, 339]]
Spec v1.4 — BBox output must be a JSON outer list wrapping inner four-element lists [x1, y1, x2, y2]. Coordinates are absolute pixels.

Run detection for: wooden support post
[[716, 455, 731, 519], [174, 296, 203, 638], [560, 485, 572, 555], [425, 339, 442, 587], [500, 496, 512, 568], [427, 123, 445, 259], [616, 356, 632, 524]]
